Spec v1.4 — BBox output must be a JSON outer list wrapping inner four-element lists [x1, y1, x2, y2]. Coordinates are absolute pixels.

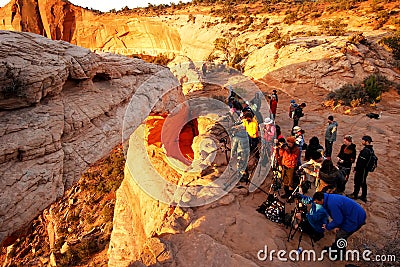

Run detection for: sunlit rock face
[[0, 30, 184, 243], [0, 0, 182, 56]]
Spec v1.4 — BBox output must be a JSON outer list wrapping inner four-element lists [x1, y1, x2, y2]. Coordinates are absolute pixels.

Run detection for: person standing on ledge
[[293, 102, 306, 128], [272, 89, 279, 103], [269, 95, 278, 120], [347, 135, 374, 203], [337, 135, 356, 187], [324, 115, 338, 160]]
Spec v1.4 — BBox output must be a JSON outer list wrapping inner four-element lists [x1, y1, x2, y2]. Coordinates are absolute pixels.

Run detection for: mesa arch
[[0, 30, 186, 243]]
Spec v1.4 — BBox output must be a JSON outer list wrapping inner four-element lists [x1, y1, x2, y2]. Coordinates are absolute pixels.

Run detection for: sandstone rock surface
[[1, 1, 400, 266], [0, 30, 184, 243]]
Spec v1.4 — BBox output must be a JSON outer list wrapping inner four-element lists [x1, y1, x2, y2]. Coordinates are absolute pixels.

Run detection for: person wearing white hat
[[293, 126, 305, 166]]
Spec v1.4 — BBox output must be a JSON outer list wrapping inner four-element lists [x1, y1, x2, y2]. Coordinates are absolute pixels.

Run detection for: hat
[[273, 89, 277, 93], [362, 135, 373, 143], [286, 136, 296, 143], [328, 115, 334, 121], [293, 126, 302, 132], [264, 118, 273, 125], [290, 100, 295, 103]]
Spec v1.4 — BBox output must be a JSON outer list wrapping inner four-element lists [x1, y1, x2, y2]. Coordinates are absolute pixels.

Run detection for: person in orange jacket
[[279, 136, 300, 198]]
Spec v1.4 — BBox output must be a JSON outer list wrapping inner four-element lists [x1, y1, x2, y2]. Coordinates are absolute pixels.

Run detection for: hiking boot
[[346, 193, 357, 200], [359, 196, 367, 203]]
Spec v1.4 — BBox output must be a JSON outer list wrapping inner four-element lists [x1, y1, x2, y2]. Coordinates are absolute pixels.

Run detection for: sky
[[0, 0, 192, 12]]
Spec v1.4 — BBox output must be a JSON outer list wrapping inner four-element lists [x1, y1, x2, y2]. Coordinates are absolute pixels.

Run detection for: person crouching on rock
[[316, 192, 366, 261]]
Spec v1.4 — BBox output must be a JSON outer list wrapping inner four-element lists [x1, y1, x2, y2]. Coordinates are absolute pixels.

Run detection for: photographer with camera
[[300, 151, 324, 188], [316, 191, 366, 261], [279, 136, 300, 198], [229, 116, 251, 181], [292, 193, 329, 242], [317, 159, 346, 193]]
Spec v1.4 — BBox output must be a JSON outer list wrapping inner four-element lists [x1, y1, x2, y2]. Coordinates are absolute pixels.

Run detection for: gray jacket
[[325, 121, 338, 142]]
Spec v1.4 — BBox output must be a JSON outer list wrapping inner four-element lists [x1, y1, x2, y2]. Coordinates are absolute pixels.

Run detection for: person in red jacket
[[270, 95, 278, 120], [279, 136, 300, 198]]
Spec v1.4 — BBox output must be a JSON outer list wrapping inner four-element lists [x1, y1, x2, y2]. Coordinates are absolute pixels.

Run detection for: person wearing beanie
[[347, 135, 374, 202], [279, 136, 300, 198], [292, 102, 306, 128], [325, 115, 338, 160]]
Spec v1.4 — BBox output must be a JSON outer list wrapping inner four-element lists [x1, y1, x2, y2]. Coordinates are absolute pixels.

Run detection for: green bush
[[318, 19, 348, 36], [325, 0, 357, 12], [274, 35, 290, 49], [327, 83, 367, 106], [265, 27, 281, 44], [348, 32, 368, 45], [102, 205, 114, 222], [363, 74, 390, 100], [381, 35, 400, 60], [326, 74, 394, 106], [283, 11, 298, 25], [58, 249, 79, 267]]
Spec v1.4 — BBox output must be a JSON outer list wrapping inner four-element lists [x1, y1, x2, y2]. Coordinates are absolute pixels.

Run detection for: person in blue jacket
[[294, 193, 329, 241], [313, 192, 366, 260]]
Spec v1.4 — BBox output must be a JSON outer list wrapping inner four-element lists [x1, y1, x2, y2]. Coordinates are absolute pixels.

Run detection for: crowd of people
[[226, 88, 371, 260]]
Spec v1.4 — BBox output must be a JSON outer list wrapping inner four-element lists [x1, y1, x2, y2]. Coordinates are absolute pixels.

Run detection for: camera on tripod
[[279, 142, 288, 149], [295, 199, 308, 214]]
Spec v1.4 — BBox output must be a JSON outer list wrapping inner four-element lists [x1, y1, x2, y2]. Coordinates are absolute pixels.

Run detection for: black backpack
[[366, 148, 378, 172], [294, 106, 304, 118], [256, 194, 285, 224]]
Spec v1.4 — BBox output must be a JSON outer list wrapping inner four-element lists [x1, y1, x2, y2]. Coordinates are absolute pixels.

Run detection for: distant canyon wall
[[0, 0, 183, 56], [2, 0, 400, 96], [0, 0, 219, 61], [0, 30, 185, 243]]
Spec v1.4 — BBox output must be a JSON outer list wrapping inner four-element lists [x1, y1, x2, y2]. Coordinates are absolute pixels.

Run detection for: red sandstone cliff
[[0, 0, 182, 55]]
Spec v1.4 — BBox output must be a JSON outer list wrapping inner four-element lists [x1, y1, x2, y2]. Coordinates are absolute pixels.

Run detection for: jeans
[[231, 136, 250, 173], [325, 139, 334, 158], [353, 169, 369, 198]]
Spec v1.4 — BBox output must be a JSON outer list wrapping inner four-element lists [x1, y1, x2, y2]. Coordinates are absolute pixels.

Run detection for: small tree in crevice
[[3, 65, 23, 99]]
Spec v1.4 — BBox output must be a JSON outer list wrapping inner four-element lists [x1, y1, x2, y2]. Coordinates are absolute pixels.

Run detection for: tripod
[[286, 168, 310, 203], [287, 198, 314, 249]]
